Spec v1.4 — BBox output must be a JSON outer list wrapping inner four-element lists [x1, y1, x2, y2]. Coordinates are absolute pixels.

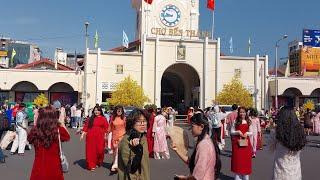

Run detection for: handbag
[[58, 129, 69, 173], [238, 138, 248, 147]]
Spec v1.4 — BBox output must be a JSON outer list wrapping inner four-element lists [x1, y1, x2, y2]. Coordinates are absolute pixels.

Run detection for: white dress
[[269, 131, 302, 180]]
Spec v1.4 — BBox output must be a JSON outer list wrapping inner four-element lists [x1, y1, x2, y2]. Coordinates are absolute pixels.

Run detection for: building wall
[[85, 50, 142, 110], [269, 77, 320, 96], [0, 69, 82, 102], [84, 37, 217, 109], [220, 56, 268, 110], [133, 0, 200, 40], [142, 37, 216, 108]]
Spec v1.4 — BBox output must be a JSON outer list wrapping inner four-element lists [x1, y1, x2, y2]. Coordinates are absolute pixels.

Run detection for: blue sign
[[303, 29, 320, 47]]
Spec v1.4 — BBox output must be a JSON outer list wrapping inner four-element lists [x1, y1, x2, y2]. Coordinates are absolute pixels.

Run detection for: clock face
[[160, 5, 181, 27]]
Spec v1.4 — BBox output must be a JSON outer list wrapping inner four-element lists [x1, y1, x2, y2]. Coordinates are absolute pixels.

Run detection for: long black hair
[[188, 113, 221, 179], [235, 107, 251, 127], [112, 105, 125, 120], [88, 105, 103, 129], [276, 106, 306, 151]]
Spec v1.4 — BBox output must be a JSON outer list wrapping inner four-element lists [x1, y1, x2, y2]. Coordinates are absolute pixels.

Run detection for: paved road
[[0, 128, 319, 180]]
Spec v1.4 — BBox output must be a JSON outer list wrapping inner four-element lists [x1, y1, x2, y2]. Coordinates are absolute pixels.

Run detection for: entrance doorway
[[161, 63, 200, 113]]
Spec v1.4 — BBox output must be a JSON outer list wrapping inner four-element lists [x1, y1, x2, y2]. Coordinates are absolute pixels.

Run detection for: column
[[141, 33, 146, 88], [264, 55, 269, 110], [154, 36, 160, 107], [254, 55, 259, 109], [95, 48, 102, 104], [215, 38, 221, 96], [202, 37, 208, 109]]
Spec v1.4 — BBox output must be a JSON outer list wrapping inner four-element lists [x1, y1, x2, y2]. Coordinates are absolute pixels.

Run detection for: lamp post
[[83, 21, 89, 115], [275, 34, 288, 110]]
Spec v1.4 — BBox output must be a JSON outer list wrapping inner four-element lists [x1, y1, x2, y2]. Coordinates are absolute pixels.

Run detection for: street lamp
[[275, 34, 288, 110], [83, 21, 89, 115]]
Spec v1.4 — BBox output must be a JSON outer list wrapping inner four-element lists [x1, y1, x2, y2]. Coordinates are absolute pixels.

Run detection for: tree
[[215, 77, 253, 108], [108, 76, 149, 108], [33, 93, 49, 108], [303, 100, 315, 111]]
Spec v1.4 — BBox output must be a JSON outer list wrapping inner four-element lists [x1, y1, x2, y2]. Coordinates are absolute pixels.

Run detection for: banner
[[300, 47, 320, 73], [303, 29, 320, 47]]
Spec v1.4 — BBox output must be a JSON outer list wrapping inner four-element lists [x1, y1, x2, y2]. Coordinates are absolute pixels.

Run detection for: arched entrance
[[161, 63, 200, 113], [48, 82, 78, 105], [48, 82, 74, 92], [281, 88, 303, 107], [11, 81, 40, 103]]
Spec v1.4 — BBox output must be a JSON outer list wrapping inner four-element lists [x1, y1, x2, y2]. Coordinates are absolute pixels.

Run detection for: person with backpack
[[172, 113, 221, 180], [208, 106, 226, 150]]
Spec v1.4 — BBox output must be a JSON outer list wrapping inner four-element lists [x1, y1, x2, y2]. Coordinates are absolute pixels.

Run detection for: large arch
[[310, 88, 320, 97], [11, 81, 40, 103], [48, 82, 78, 105], [11, 81, 39, 92], [282, 87, 303, 97], [161, 63, 200, 113], [48, 82, 75, 92], [280, 87, 302, 107]]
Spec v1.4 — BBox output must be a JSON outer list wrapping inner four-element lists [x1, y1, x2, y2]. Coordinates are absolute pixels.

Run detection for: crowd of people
[[0, 101, 310, 180]]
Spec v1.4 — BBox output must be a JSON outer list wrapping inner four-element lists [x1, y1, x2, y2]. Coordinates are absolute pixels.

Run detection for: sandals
[[109, 169, 118, 175], [89, 168, 96, 172]]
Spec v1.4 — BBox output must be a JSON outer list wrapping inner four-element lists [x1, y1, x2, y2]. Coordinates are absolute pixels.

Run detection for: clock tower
[[132, 0, 200, 40]]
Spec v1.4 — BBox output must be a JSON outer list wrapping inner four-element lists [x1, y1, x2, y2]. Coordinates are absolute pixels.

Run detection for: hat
[[167, 126, 189, 156]]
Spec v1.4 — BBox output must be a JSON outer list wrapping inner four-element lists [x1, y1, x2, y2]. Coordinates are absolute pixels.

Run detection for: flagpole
[[211, 11, 215, 40]]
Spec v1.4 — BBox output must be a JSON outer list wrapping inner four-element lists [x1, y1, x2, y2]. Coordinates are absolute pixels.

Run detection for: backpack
[[209, 112, 220, 127]]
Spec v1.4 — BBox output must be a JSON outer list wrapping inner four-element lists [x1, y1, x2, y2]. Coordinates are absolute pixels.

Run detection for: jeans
[[71, 117, 76, 128], [0, 130, 4, 161], [0, 148, 4, 161]]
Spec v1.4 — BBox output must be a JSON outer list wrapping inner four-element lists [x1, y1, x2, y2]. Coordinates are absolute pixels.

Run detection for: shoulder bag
[[238, 137, 248, 147], [58, 128, 69, 173]]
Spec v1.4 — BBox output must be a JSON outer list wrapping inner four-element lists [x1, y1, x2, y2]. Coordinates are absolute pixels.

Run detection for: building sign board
[[303, 29, 320, 47]]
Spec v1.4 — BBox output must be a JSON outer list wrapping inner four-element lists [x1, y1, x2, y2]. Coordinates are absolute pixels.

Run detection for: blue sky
[[1, 0, 319, 68]]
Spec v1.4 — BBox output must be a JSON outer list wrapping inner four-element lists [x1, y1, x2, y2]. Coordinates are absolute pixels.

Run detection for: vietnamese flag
[[207, 0, 215, 11], [144, 0, 153, 4]]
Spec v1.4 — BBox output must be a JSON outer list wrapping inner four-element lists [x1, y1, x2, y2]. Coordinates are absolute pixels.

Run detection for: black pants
[[212, 127, 221, 143], [0, 130, 4, 140]]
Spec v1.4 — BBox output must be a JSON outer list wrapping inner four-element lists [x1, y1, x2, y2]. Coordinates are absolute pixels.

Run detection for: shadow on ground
[[73, 159, 112, 170], [218, 172, 233, 180]]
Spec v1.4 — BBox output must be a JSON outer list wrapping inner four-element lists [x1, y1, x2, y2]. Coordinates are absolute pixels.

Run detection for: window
[[234, 69, 241, 78], [116, 65, 124, 74]]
